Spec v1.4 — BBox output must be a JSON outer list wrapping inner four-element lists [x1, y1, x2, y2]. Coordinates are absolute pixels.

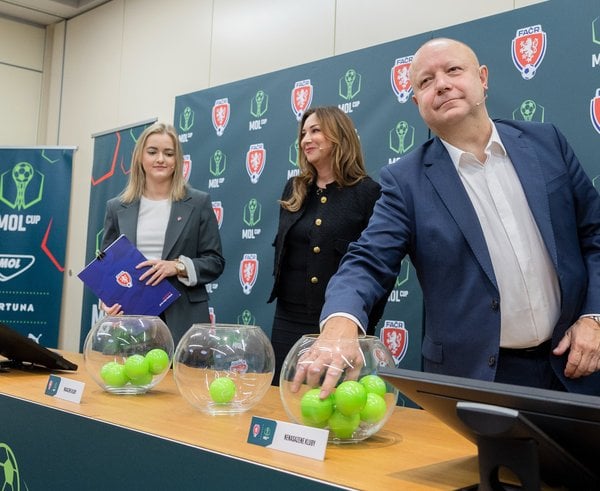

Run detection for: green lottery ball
[[300, 389, 334, 427], [130, 370, 153, 386], [328, 410, 360, 439], [359, 375, 387, 397], [100, 361, 128, 387], [145, 348, 170, 375], [360, 393, 388, 423], [124, 354, 150, 380], [334, 380, 367, 416], [209, 377, 236, 403]]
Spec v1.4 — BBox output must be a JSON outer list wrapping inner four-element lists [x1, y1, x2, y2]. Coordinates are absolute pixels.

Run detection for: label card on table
[[44, 374, 85, 403], [247, 416, 328, 461]]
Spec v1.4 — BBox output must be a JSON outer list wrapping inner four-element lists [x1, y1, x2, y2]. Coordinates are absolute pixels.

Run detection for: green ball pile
[[299, 375, 389, 438], [99, 348, 170, 387]]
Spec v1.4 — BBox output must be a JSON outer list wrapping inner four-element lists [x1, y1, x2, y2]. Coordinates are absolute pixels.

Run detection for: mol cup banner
[[169, 0, 600, 381], [0, 147, 75, 347], [79, 121, 155, 347]]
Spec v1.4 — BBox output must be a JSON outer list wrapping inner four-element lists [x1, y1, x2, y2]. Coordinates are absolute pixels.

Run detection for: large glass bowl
[[83, 315, 174, 395], [279, 334, 399, 444], [173, 323, 275, 415]]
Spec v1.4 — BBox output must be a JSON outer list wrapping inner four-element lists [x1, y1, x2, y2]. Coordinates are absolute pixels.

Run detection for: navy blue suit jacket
[[321, 120, 600, 395]]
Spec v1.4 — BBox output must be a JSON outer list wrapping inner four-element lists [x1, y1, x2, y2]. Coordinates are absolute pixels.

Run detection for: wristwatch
[[174, 259, 186, 276]]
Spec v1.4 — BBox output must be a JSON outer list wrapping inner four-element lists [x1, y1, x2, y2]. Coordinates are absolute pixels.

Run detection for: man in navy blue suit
[[293, 38, 600, 398]]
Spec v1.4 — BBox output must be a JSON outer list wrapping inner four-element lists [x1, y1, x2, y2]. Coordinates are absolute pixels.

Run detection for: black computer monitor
[[0, 322, 77, 371], [378, 367, 600, 490]]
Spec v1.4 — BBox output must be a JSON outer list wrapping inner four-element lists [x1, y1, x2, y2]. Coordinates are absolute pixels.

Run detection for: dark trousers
[[270, 300, 320, 386], [495, 340, 566, 391]]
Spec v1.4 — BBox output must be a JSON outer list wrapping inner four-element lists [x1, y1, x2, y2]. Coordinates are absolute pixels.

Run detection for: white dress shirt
[[441, 122, 560, 348]]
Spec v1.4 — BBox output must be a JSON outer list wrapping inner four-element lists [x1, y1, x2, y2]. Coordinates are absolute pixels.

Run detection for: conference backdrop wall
[[81, 0, 600, 387]]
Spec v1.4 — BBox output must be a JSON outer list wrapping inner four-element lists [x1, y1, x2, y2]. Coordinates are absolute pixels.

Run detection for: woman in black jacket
[[268, 106, 386, 384]]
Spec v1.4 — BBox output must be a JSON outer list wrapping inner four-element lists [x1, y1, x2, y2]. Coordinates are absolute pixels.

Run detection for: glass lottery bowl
[[83, 315, 174, 395], [279, 334, 399, 444], [173, 323, 275, 415]]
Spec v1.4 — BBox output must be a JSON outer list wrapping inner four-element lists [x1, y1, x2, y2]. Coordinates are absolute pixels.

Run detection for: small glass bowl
[[83, 315, 174, 395], [173, 323, 275, 415], [279, 334, 399, 443]]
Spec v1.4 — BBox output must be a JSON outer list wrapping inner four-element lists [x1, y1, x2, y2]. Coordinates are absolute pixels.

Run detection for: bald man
[[294, 38, 600, 398]]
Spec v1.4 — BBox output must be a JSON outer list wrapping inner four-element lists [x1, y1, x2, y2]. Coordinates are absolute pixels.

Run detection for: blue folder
[[78, 234, 181, 315]]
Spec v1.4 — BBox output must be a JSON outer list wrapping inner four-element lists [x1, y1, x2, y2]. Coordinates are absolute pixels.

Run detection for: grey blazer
[[101, 187, 225, 343]]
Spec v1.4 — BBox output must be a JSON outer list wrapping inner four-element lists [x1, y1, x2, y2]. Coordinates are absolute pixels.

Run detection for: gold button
[[313, 246, 320, 254], [320, 196, 327, 204], [315, 218, 322, 226], [310, 276, 318, 284]]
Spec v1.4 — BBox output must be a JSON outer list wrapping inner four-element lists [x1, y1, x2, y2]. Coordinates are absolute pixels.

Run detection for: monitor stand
[[455, 401, 598, 490]]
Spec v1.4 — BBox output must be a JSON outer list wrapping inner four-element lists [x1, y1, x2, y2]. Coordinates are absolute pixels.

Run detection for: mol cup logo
[[380, 320, 409, 365], [246, 144, 266, 184], [291, 79, 313, 121], [339, 68, 361, 101], [116, 271, 133, 288], [239, 253, 258, 295], [391, 56, 413, 103], [590, 89, 600, 134], [182, 154, 192, 182], [212, 98, 230, 136], [212, 201, 223, 229], [0, 161, 45, 210], [511, 25, 547, 80], [179, 106, 195, 133]]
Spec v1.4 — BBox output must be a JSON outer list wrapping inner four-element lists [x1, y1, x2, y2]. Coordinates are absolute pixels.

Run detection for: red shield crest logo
[[212, 98, 230, 136], [230, 359, 249, 374], [116, 271, 133, 288], [212, 201, 223, 229], [239, 253, 258, 294], [182, 155, 191, 181], [590, 89, 600, 134], [246, 144, 266, 184], [380, 321, 409, 365], [291, 80, 313, 121], [511, 25, 546, 80], [390, 56, 413, 103]]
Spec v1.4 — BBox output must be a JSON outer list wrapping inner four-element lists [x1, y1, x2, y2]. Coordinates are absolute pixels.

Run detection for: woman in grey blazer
[[100, 122, 225, 344]]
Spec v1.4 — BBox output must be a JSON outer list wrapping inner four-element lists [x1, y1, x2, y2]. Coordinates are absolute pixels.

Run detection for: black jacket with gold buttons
[[268, 176, 390, 333]]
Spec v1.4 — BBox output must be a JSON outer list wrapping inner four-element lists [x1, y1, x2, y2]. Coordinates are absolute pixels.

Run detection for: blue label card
[[247, 416, 328, 461], [44, 375, 85, 403]]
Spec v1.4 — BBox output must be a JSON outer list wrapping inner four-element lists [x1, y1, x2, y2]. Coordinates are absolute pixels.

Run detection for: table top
[[0, 351, 479, 490]]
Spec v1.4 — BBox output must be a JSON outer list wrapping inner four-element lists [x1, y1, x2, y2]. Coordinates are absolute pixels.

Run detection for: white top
[[137, 196, 171, 260], [441, 122, 560, 348]]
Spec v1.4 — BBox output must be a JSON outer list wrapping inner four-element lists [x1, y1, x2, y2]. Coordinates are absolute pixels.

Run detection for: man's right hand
[[291, 316, 362, 399]]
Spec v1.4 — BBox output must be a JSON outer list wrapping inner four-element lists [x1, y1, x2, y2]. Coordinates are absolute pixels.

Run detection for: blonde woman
[[100, 122, 225, 344]]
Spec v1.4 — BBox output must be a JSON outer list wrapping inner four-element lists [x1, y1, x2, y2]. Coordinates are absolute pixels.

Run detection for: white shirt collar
[[440, 120, 507, 169]]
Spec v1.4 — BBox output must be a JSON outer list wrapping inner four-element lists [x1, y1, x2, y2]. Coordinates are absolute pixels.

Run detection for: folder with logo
[[78, 235, 181, 315]]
